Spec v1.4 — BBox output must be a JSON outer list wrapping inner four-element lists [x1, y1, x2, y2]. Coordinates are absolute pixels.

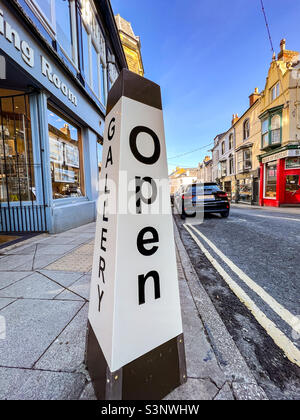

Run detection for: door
[[285, 174, 300, 204]]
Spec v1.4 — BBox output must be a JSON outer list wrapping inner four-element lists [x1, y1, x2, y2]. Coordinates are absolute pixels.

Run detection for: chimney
[[277, 38, 299, 62], [232, 114, 239, 126], [249, 87, 260, 107]]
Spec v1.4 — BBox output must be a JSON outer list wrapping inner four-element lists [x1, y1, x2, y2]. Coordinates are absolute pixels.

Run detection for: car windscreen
[[186, 184, 221, 194]]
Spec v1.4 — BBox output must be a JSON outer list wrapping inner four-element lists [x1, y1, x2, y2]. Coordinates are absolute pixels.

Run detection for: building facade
[[169, 167, 198, 196], [0, 0, 127, 234], [115, 14, 144, 77], [212, 40, 300, 207], [258, 40, 300, 207], [197, 156, 213, 183]]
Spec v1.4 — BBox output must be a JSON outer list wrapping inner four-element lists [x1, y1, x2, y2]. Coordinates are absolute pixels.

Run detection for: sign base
[[85, 322, 187, 400]]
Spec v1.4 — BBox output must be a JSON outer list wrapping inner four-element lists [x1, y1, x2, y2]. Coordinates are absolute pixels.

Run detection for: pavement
[[176, 206, 300, 400], [0, 219, 268, 400]]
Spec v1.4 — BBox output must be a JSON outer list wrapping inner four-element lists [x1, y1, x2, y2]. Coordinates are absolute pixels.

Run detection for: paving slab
[[164, 378, 218, 401], [0, 367, 86, 400], [54, 289, 85, 301], [67, 274, 91, 301], [0, 272, 31, 290], [0, 254, 34, 271], [39, 270, 84, 287], [0, 299, 83, 368], [214, 382, 235, 400], [0, 272, 64, 299], [35, 304, 88, 372], [0, 298, 16, 310], [35, 244, 79, 255], [32, 254, 63, 270]]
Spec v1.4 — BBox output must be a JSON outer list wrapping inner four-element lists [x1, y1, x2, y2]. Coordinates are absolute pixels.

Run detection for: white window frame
[[26, 0, 78, 67], [270, 82, 280, 102]]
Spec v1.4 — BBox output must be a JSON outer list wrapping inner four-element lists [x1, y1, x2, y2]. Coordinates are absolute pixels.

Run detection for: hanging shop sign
[[86, 69, 186, 401]]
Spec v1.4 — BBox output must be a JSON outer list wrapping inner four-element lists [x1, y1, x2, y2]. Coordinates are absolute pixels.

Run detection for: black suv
[[176, 183, 230, 219]]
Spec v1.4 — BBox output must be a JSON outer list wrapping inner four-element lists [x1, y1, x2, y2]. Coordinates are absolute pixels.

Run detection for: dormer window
[[243, 119, 250, 140]]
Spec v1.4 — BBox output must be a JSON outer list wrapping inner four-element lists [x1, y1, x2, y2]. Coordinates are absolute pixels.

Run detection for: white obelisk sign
[[86, 69, 186, 400]]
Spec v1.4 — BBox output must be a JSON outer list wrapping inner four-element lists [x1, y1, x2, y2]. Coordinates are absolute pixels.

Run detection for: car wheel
[[221, 211, 230, 218]]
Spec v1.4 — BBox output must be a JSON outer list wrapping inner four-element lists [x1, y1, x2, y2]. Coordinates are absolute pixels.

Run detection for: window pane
[[100, 62, 106, 104], [91, 45, 100, 97], [271, 129, 280, 144], [262, 119, 268, 134], [34, 0, 52, 22], [55, 0, 73, 59], [262, 132, 269, 147], [265, 163, 277, 198], [47, 108, 84, 200], [82, 25, 90, 84], [271, 115, 280, 130]]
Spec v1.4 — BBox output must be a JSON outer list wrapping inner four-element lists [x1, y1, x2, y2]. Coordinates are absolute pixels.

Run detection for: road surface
[[175, 205, 300, 400]]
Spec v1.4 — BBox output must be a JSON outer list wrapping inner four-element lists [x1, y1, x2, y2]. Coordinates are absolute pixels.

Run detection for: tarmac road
[[175, 205, 300, 400]]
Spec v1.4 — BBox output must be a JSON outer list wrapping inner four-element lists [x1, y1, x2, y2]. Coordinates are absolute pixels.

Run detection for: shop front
[[259, 146, 300, 207], [0, 1, 126, 233]]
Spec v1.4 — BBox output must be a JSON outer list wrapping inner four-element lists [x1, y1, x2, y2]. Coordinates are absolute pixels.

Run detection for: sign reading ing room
[[0, 8, 78, 107]]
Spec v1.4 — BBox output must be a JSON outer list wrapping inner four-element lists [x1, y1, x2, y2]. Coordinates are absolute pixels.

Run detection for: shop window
[[270, 82, 280, 102], [286, 157, 300, 169], [243, 119, 250, 140], [270, 115, 281, 145], [265, 163, 277, 199], [286, 175, 300, 193], [0, 94, 35, 203], [47, 107, 84, 200], [239, 179, 252, 202]]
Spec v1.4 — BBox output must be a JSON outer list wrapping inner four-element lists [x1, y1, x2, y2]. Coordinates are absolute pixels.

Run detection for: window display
[[48, 107, 84, 199], [0, 94, 35, 203], [265, 163, 277, 198]]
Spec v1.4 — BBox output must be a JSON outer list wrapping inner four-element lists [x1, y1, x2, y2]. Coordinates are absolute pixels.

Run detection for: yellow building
[[233, 88, 262, 203], [115, 14, 144, 77], [258, 39, 300, 207]]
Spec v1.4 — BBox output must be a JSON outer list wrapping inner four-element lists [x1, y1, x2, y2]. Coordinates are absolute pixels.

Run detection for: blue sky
[[111, 0, 300, 173]]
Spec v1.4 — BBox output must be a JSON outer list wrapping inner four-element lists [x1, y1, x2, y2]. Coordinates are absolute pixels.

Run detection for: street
[[175, 205, 300, 400]]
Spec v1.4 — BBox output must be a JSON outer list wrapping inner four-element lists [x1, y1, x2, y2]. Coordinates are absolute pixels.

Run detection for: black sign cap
[[106, 69, 163, 115]]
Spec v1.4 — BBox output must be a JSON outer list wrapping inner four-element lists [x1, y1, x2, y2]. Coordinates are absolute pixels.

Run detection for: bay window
[[260, 109, 282, 149]]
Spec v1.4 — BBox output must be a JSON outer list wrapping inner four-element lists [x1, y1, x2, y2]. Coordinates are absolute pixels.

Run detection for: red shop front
[[259, 147, 300, 207]]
